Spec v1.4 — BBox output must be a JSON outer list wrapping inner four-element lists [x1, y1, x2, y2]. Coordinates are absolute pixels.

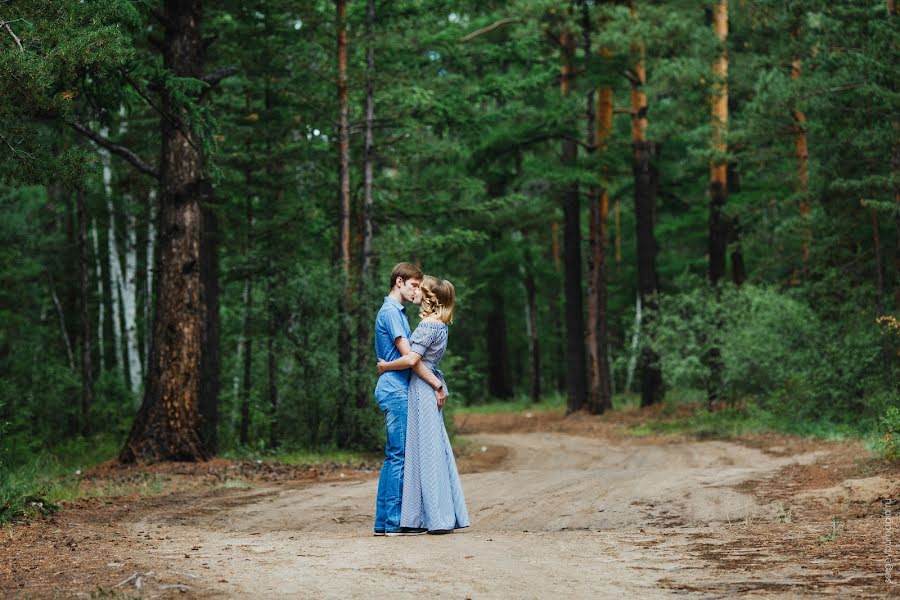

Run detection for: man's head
[[388, 262, 423, 304]]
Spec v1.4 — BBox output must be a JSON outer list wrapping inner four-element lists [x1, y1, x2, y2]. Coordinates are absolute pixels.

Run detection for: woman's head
[[419, 276, 455, 324]]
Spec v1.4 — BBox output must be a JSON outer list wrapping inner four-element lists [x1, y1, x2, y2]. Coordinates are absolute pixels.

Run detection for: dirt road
[[3, 414, 897, 598]]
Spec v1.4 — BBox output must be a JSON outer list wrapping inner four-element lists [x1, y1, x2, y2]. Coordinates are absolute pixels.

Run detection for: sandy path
[[115, 431, 886, 599]]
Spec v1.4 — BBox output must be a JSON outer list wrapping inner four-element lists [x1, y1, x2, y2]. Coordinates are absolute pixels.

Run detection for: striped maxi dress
[[399, 321, 470, 531]]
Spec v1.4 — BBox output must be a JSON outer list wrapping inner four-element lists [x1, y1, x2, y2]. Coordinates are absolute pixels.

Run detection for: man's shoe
[[427, 529, 453, 535], [373, 529, 386, 536], [385, 527, 427, 536]]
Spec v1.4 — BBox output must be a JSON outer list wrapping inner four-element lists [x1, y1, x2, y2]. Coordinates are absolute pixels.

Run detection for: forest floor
[[1, 407, 898, 599]]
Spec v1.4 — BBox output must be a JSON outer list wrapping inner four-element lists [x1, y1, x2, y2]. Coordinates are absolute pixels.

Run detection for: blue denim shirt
[[374, 296, 412, 402]]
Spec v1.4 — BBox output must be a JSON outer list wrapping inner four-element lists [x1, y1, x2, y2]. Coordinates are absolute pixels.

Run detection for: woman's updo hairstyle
[[418, 275, 455, 324]]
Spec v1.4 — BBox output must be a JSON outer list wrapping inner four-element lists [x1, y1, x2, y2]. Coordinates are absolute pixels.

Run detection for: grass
[[219, 447, 380, 467], [1, 434, 123, 524]]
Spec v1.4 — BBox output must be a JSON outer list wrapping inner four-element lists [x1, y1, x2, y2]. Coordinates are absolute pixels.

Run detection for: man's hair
[[388, 262, 423, 292]]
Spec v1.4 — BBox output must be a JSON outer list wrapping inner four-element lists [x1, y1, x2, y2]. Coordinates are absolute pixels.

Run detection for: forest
[[1, 0, 898, 479]]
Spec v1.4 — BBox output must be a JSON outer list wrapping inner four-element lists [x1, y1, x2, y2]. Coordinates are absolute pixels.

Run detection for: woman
[[377, 276, 470, 534]]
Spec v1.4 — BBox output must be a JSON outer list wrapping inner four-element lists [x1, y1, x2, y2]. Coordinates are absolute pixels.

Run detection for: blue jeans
[[374, 392, 407, 533]]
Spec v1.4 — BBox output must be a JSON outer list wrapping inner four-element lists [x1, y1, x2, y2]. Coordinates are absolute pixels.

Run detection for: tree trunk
[[91, 222, 106, 371], [630, 8, 663, 408], [871, 209, 892, 374], [335, 0, 353, 444], [77, 189, 94, 434], [791, 23, 811, 282], [523, 245, 541, 403], [487, 289, 514, 399], [120, 0, 211, 463], [587, 83, 614, 414], [708, 0, 729, 285], [239, 193, 253, 447], [560, 27, 587, 414], [706, 0, 729, 405], [356, 0, 377, 410], [267, 281, 279, 450], [550, 222, 565, 392], [100, 147, 126, 378]]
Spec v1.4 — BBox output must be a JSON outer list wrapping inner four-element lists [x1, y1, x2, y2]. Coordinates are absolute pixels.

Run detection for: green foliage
[[1, 0, 896, 470], [877, 407, 900, 460], [650, 281, 891, 425]]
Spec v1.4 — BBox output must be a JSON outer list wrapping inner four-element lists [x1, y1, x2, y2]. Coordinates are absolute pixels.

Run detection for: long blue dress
[[399, 321, 470, 532]]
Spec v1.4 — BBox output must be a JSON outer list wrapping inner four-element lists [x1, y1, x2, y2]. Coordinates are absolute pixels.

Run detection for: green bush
[[649, 280, 890, 427], [878, 406, 900, 460]]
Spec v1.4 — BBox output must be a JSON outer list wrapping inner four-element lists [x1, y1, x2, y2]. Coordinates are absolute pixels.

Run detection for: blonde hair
[[419, 276, 455, 324]]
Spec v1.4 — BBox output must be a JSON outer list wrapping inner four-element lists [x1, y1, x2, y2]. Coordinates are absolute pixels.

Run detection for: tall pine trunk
[[550, 223, 565, 392], [239, 192, 253, 446], [706, 0, 729, 405], [560, 27, 587, 413], [77, 188, 93, 434], [523, 244, 541, 403], [356, 0, 377, 410], [121, 0, 211, 463], [587, 83, 614, 414], [335, 0, 353, 443], [584, 5, 613, 414], [630, 6, 663, 408]]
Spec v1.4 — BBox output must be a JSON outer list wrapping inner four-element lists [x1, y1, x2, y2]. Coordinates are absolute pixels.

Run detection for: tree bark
[[587, 83, 614, 414], [560, 27, 587, 414], [871, 208, 892, 374], [523, 245, 541, 403], [706, 0, 729, 405], [708, 0, 729, 285], [120, 0, 211, 463], [356, 0, 377, 410], [630, 6, 663, 408], [487, 289, 514, 399], [584, 8, 614, 414], [550, 222, 565, 392], [335, 0, 353, 444], [77, 189, 94, 435], [267, 280, 279, 449], [239, 193, 253, 447], [791, 23, 811, 282]]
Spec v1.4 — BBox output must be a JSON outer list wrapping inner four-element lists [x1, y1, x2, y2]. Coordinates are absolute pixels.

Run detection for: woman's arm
[[377, 339, 446, 406]]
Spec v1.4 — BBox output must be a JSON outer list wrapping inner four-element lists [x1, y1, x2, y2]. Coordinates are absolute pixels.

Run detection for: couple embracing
[[372, 262, 470, 536]]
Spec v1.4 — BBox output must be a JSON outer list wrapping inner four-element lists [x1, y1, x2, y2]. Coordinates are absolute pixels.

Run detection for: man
[[373, 262, 446, 536]]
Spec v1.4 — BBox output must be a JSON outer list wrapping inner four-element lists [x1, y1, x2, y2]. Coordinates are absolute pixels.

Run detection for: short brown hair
[[388, 262, 423, 292]]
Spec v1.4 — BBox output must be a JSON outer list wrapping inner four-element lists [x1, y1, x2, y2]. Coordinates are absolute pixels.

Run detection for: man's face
[[398, 277, 422, 304]]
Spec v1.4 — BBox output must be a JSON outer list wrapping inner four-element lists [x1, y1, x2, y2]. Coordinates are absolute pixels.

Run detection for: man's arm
[[387, 337, 447, 406]]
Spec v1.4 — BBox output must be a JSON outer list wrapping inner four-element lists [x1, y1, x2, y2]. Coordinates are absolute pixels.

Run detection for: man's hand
[[435, 386, 447, 410], [377, 359, 387, 375]]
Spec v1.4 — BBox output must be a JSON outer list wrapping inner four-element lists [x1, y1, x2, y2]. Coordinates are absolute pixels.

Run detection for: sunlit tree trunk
[[708, 0, 729, 285], [705, 0, 729, 406], [583, 3, 613, 414]]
